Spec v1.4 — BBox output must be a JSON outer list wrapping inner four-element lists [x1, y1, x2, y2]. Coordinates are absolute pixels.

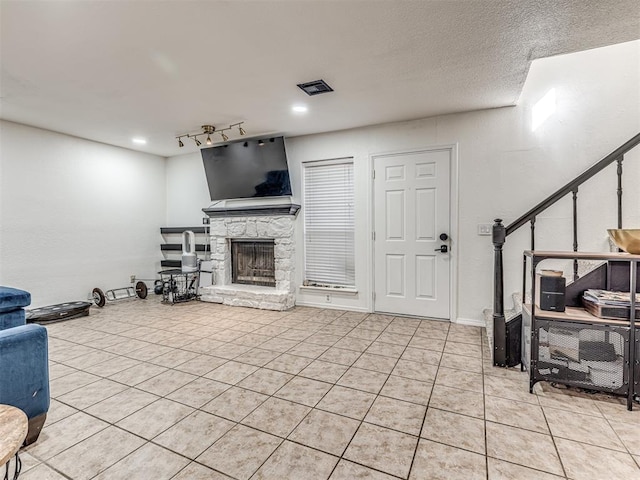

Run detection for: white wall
[[0, 121, 166, 308], [165, 151, 211, 226], [166, 40, 640, 323]]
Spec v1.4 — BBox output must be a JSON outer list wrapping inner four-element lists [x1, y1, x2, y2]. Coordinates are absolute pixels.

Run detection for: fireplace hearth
[[232, 240, 276, 287]]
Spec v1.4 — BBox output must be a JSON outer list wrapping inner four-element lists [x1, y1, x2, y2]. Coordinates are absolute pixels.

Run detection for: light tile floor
[[13, 298, 640, 479]]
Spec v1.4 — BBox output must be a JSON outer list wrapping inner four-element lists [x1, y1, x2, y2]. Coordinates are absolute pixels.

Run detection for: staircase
[[491, 132, 640, 367]]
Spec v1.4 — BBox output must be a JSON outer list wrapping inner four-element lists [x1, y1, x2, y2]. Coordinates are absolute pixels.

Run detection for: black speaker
[[540, 276, 566, 312]]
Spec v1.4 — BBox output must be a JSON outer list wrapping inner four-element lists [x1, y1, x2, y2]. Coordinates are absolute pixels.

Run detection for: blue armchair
[[0, 286, 29, 330], [0, 287, 50, 445]]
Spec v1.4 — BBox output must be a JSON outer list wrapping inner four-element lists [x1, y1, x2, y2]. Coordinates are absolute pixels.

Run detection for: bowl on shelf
[[608, 229, 640, 254]]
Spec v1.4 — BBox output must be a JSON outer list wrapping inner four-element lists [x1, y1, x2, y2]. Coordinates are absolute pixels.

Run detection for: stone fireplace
[[199, 203, 300, 310]]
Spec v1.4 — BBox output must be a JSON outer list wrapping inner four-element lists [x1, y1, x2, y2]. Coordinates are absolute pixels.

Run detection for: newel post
[[493, 218, 507, 366]]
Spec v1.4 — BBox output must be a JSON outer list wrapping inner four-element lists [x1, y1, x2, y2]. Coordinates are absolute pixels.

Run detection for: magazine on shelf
[[582, 289, 640, 307]]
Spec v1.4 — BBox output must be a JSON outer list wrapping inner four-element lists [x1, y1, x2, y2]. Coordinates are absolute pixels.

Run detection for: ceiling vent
[[297, 79, 334, 96]]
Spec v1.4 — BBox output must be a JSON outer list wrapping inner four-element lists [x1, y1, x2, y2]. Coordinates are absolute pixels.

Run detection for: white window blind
[[303, 160, 355, 286]]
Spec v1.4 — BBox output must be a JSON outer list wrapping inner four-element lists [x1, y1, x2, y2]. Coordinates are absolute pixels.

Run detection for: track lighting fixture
[[258, 139, 264, 146], [176, 122, 246, 148], [217, 128, 230, 142], [243, 142, 248, 147], [230, 122, 246, 136]]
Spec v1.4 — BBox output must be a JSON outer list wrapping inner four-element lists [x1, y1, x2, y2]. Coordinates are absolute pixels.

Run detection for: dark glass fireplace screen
[[231, 240, 276, 287]]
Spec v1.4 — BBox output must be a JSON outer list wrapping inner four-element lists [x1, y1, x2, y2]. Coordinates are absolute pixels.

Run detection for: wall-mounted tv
[[201, 136, 292, 201]]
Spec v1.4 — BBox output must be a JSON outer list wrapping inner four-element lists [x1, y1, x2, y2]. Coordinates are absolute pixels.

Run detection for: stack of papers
[[583, 289, 639, 306]]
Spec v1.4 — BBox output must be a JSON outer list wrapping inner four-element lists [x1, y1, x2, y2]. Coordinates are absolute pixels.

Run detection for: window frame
[[301, 157, 356, 289]]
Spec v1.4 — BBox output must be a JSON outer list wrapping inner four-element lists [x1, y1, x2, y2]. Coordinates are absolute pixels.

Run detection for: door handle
[[435, 245, 448, 253]]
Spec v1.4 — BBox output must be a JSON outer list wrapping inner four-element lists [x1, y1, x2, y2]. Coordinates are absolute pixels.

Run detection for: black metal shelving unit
[[160, 226, 210, 268], [522, 250, 639, 410]]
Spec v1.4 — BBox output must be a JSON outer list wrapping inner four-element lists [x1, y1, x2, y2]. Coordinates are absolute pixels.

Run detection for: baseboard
[[455, 316, 486, 328], [294, 301, 369, 313]]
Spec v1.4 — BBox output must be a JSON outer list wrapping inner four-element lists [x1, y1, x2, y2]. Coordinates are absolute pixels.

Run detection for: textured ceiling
[[1, 0, 638, 157]]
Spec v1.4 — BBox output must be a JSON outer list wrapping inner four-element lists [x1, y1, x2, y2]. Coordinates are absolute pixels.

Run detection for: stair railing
[[492, 132, 640, 366]]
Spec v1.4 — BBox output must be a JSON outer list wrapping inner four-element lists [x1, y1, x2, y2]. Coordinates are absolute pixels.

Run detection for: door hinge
[[373, 292, 376, 301], [372, 169, 375, 179], [372, 231, 376, 241]]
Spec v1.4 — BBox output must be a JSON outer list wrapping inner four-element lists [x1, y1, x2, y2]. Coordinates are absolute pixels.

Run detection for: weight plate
[[135, 281, 148, 299], [92, 287, 106, 307]]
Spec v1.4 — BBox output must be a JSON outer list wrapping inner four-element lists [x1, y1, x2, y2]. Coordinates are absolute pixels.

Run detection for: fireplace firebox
[[231, 240, 276, 287]]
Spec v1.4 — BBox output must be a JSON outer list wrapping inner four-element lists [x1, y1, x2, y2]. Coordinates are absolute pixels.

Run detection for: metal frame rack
[[522, 250, 638, 410], [159, 269, 200, 304]]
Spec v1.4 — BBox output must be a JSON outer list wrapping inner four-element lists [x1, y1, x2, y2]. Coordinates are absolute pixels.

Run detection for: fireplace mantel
[[203, 203, 300, 218]]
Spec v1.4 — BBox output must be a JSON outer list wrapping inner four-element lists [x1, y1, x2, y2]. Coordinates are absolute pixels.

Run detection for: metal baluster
[[530, 217, 536, 251], [617, 156, 623, 229], [573, 188, 579, 281]]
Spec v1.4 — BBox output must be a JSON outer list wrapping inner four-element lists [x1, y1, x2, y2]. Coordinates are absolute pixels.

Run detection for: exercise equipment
[[90, 280, 148, 307]]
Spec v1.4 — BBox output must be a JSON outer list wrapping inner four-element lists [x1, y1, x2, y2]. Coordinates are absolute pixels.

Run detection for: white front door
[[373, 148, 451, 319]]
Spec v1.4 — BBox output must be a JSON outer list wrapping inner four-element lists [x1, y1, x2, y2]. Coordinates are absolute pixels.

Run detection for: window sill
[[299, 285, 358, 295]]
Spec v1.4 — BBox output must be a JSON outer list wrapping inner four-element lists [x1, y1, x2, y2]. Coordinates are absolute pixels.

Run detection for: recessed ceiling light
[[132, 138, 147, 145], [292, 105, 308, 113]]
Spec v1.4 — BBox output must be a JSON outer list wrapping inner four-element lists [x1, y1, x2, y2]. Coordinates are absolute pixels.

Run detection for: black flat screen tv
[[201, 136, 292, 201]]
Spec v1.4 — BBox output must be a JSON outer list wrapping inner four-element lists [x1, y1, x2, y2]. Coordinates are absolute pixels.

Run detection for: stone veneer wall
[[199, 215, 296, 310]]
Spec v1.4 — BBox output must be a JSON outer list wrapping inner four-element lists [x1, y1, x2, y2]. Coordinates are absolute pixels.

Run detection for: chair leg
[[23, 413, 47, 446]]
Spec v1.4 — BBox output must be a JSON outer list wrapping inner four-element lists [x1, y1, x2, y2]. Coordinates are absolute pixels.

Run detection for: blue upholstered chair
[[0, 287, 50, 445], [0, 287, 29, 330]]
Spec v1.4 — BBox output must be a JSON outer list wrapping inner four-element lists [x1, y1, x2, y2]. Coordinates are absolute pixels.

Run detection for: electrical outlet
[[477, 224, 492, 236], [325, 294, 331, 303], [130, 275, 136, 283], [202, 217, 210, 224]]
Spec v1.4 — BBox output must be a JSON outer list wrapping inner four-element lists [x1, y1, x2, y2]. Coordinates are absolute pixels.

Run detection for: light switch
[[477, 224, 492, 236]]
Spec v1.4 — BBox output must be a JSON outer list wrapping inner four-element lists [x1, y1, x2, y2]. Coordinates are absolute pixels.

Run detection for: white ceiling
[[1, 1, 638, 157]]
